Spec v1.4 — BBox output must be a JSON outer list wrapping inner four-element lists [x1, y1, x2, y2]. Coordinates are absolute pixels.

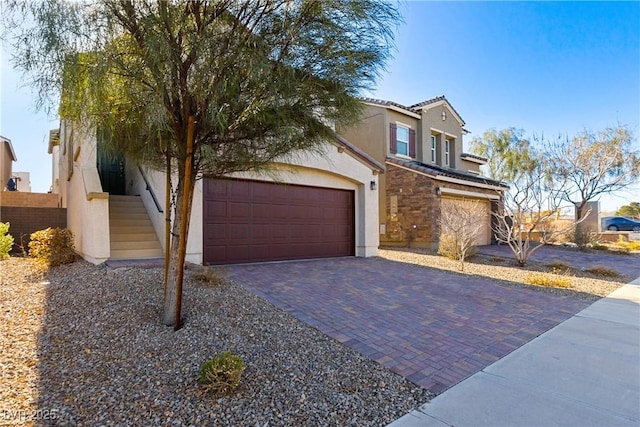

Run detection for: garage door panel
[[204, 178, 354, 264]]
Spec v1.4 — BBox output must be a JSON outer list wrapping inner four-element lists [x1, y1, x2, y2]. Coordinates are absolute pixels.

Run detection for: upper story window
[[430, 135, 436, 163], [390, 123, 416, 158], [396, 125, 409, 156], [444, 139, 450, 166]]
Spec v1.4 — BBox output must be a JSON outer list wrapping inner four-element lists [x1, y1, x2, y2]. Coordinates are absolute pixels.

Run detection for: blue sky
[[1, 1, 639, 211]]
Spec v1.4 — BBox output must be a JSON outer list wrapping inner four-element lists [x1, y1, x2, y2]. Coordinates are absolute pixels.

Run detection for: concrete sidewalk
[[389, 277, 640, 427]]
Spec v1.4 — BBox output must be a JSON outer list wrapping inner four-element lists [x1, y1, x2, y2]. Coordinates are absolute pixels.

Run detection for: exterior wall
[[383, 163, 500, 249], [1, 139, 14, 189], [13, 172, 31, 192], [58, 122, 110, 264], [0, 206, 66, 252], [419, 104, 463, 169], [51, 144, 60, 194], [460, 159, 482, 174], [131, 141, 380, 264], [338, 105, 388, 164], [0, 192, 59, 208]]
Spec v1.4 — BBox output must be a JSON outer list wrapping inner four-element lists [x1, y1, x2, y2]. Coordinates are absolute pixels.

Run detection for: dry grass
[[190, 265, 229, 286], [546, 260, 571, 273], [584, 265, 621, 278], [525, 272, 572, 288]]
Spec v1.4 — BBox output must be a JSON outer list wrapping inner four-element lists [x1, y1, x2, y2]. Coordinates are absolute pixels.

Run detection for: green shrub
[[29, 227, 75, 267], [525, 272, 572, 288], [198, 351, 244, 395], [0, 222, 14, 260]]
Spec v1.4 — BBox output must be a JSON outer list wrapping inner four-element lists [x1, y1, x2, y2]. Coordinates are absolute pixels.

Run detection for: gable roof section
[[0, 135, 17, 161], [360, 96, 465, 125], [335, 134, 385, 173], [386, 156, 507, 190], [360, 98, 422, 119], [409, 95, 465, 126]]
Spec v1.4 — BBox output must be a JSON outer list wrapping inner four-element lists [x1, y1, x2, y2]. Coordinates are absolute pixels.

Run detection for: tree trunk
[[162, 169, 196, 326]]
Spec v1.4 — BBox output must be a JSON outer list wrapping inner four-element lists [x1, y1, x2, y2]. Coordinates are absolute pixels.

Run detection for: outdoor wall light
[[370, 181, 377, 191], [436, 187, 442, 195]]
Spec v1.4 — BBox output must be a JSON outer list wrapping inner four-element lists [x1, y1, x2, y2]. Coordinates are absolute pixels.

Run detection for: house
[[51, 122, 383, 265], [338, 96, 508, 249], [1, 135, 18, 191]]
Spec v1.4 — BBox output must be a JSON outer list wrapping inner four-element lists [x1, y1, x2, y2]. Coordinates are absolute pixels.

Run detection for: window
[[396, 125, 409, 156], [445, 139, 450, 166], [430, 135, 436, 163], [389, 123, 416, 158]]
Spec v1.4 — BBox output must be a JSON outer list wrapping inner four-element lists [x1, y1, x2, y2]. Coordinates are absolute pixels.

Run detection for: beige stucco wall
[[1, 140, 14, 189], [58, 122, 110, 264], [338, 105, 388, 164], [420, 104, 463, 169]]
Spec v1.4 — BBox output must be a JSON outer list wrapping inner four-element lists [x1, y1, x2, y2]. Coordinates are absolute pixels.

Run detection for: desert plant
[[198, 351, 244, 395], [584, 265, 621, 278], [0, 222, 15, 260], [191, 266, 228, 286], [29, 227, 75, 267], [438, 199, 486, 271], [525, 272, 572, 288], [546, 260, 571, 272]]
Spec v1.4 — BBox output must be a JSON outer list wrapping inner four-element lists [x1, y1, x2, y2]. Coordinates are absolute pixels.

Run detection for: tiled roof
[[360, 96, 466, 125], [335, 134, 385, 172], [386, 157, 507, 188], [360, 98, 416, 115], [460, 152, 488, 163], [409, 95, 465, 125]]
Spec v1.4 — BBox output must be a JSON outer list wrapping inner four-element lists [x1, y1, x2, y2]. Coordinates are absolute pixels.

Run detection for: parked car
[[602, 217, 640, 232]]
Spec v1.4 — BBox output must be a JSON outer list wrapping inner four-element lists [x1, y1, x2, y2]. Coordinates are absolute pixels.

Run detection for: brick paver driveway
[[227, 256, 593, 394]]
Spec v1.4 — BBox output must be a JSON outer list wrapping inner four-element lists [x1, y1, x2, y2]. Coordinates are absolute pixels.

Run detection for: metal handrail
[[138, 166, 163, 213]]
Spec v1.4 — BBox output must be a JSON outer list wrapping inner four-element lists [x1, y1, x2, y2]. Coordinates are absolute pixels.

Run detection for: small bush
[[525, 272, 571, 288], [29, 227, 75, 267], [191, 266, 228, 286], [0, 222, 15, 260], [584, 265, 621, 278], [613, 238, 640, 252], [198, 351, 244, 395], [546, 260, 571, 272]]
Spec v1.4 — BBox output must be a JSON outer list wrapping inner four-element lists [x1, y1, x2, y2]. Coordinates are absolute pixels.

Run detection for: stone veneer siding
[[383, 163, 499, 249]]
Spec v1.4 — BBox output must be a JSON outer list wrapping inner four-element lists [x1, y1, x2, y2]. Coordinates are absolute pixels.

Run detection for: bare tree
[[492, 163, 584, 266], [546, 125, 640, 245], [3, 0, 400, 328], [438, 198, 487, 271]]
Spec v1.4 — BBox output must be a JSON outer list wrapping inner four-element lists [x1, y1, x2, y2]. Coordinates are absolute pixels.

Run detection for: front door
[[97, 142, 126, 195]]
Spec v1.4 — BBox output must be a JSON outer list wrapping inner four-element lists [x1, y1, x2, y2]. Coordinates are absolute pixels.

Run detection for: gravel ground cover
[[379, 247, 628, 300], [0, 257, 430, 427]]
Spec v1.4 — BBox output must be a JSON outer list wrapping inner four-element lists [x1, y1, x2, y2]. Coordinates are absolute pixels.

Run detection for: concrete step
[[111, 240, 162, 250], [110, 225, 156, 234], [110, 248, 164, 259], [110, 232, 160, 242], [110, 218, 155, 227], [109, 212, 151, 220], [109, 195, 163, 261]]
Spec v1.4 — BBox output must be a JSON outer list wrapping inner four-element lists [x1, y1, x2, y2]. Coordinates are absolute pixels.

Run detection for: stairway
[[109, 195, 163, 259]]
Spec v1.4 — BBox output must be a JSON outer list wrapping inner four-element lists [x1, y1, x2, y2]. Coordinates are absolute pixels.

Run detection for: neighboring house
[[1, 135, 18, 191], [51, 121, 383, 265], [338, 96, 508, 249]]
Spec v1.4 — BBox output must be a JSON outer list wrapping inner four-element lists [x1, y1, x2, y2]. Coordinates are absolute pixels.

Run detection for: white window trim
[[430, 135, 436, 163], [444, 139, 450, 166], [395, 122, 411, 157]]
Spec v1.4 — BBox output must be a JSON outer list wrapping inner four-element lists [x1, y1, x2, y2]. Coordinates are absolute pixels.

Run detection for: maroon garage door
[[203, 178, 355, 264]]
